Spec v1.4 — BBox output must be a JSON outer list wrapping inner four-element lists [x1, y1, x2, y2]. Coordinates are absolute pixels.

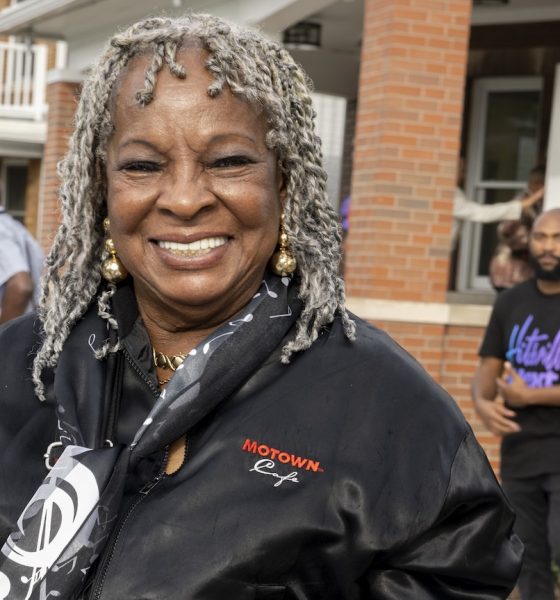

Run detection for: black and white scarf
[[0, 275, 300, 600]]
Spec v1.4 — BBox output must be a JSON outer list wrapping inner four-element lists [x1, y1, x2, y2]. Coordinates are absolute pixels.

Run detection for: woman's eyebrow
[[116, 139, 160, 152], [207, 132, 259, 145]]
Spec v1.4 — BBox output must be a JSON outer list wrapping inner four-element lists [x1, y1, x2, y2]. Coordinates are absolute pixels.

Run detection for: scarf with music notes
[[0, 274, 300, 600]]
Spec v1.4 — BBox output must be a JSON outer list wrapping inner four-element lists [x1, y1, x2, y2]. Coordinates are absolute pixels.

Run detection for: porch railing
[[0, 40, 48, 121]]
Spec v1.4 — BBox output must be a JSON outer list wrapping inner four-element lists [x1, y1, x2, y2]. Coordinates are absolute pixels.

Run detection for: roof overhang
[[0, 0, 100, 36], [0, 119, 46, 157], [472, 3, 560, 26]]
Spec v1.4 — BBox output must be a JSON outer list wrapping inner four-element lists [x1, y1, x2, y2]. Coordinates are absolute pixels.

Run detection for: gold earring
[[270, 214, 296, 277], [101, 217, 128, 283]]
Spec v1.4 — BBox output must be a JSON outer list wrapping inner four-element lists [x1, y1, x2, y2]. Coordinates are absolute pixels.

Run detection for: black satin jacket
[[0, 298, 522, 599]]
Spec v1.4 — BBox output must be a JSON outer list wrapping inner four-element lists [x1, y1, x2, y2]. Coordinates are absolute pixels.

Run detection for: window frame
[[458, 76, 543, 292]]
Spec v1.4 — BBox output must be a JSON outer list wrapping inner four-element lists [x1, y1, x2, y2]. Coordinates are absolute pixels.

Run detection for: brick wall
[[38, 80, 81, 251], [347, 0, 471, 303]]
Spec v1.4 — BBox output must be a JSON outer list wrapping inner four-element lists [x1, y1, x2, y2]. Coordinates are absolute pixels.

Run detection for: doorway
[[458, 77, 542, 291]]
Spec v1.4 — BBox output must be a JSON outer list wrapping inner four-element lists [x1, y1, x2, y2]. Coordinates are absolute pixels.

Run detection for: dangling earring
[[101, 217, 128, 283], [270, 214, 297, 277]]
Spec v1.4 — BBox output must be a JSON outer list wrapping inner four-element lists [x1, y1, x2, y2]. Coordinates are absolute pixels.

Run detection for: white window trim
[[545, 64, 560, 210]]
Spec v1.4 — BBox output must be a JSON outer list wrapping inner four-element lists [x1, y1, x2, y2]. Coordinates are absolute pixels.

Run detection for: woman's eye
[[212, 156, 253, 169], [119, 161, 161, 173]]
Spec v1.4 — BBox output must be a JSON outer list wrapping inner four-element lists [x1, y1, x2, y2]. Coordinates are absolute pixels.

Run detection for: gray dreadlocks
[[32, 12, 356, 401]]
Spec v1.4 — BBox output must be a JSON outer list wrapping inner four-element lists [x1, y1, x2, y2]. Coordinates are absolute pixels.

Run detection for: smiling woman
[[0, 12, 522, 600], [106, 48, 283, 347]]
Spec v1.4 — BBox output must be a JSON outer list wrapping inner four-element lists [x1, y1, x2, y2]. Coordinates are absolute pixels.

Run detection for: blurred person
[[516, 165, 546, 221], [472, 207, 560, 600], [489, 219, 534, 292], [0, 203, 43, 324], [489, 166, 545, 292], [339, 194, 350, 275]]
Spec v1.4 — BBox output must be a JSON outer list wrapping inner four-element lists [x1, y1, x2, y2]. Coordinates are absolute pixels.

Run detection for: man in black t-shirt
[[472, 208, 560, 600]]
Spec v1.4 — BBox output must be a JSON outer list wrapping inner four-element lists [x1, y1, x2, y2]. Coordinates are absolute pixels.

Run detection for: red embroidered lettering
[[305, 459, 321, 472], [258, 444, 269, 456], [242, 439, 258, 453], [278, 452, 290, 463], [242, 438, 324, 473], [290, 455, 308, 469]]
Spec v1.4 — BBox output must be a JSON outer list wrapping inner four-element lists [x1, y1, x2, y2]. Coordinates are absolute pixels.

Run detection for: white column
[[55, 40, 68, 70], [545, 64, 560, 209]]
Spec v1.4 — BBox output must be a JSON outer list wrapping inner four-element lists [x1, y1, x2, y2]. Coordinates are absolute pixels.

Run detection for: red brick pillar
[[346, 0, 472, 303], [37, 74, 82, 252]]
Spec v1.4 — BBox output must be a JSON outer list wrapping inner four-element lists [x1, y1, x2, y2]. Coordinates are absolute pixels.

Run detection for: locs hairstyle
[[32, 13, 356, 400]]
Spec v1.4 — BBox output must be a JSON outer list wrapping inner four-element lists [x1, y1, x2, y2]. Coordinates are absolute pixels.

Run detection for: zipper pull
[[139, 473, 163, 495]]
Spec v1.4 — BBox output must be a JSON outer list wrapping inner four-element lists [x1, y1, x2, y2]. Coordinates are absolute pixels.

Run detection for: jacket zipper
[[89, 346, 188, 598], [89, 447, 169, 600]]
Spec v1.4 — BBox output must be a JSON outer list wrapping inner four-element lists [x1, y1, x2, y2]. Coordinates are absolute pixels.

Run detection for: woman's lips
[[156, 236, 228, 258]]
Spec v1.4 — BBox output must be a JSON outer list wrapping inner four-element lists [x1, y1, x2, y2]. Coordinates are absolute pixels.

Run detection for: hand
[[496, 362, 530, 408], [473, 396, 520, 436], [521, 186, 544, 210]]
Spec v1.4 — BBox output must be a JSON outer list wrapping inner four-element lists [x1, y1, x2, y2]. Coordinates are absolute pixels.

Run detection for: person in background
[[451, 158, 543, 250], [515, 165, 546, 222], [339, 194, 350, 275], [489, 219, 534, 292], [0, 203, 43, 324], [489, 166, 546, 292], [472, 208, 560, 600]]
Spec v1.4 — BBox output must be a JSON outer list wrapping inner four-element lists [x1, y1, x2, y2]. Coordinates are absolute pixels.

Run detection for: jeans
[[502, 474, 560, 600]]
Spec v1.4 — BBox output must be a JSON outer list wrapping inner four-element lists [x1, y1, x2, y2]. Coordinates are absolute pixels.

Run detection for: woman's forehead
[[118, 47, 209, 94], [108, 49, 269, 144], [112, 47, 264, 119]]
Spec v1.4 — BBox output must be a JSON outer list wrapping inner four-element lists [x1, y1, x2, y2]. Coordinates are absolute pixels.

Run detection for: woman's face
[[106, 50, 283, 325]]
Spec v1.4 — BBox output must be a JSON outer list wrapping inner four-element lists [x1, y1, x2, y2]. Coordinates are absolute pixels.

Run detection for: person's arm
[[0, 271, 33, 324], [497, 362, 560, 407], [358, 430, 523, 598], [471, 356, 521, 435], [453, 189, 523, 224]]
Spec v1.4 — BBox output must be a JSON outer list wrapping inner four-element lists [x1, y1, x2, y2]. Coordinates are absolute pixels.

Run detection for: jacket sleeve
[[0, 315, 57, 544], [358, 430, 523, 599]]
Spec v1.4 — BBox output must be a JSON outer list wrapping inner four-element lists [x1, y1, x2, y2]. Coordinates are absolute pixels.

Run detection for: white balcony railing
[[0, 41, 47, 121]]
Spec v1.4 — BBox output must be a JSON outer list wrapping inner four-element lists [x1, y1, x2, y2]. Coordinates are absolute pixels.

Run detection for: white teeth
[[157, 236, 227, 257]]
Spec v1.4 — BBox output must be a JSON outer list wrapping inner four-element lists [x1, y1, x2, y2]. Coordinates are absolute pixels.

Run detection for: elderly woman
[[0, 13, 520, 600]]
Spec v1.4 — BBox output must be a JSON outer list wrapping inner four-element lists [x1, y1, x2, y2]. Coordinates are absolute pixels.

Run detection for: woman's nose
[[156, 170, 217, 219]]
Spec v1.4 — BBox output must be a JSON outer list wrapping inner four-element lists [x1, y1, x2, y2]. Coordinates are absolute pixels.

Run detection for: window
[[2, 161, 29, 222], [311, 93, 347, 208], [458, 77, 542, 291]]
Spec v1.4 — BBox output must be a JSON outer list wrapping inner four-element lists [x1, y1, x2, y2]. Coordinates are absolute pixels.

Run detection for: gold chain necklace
[[152, 349, 186, 385]]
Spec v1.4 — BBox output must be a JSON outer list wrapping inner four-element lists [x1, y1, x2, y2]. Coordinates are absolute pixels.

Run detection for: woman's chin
[[135, 268, 261, 320]]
